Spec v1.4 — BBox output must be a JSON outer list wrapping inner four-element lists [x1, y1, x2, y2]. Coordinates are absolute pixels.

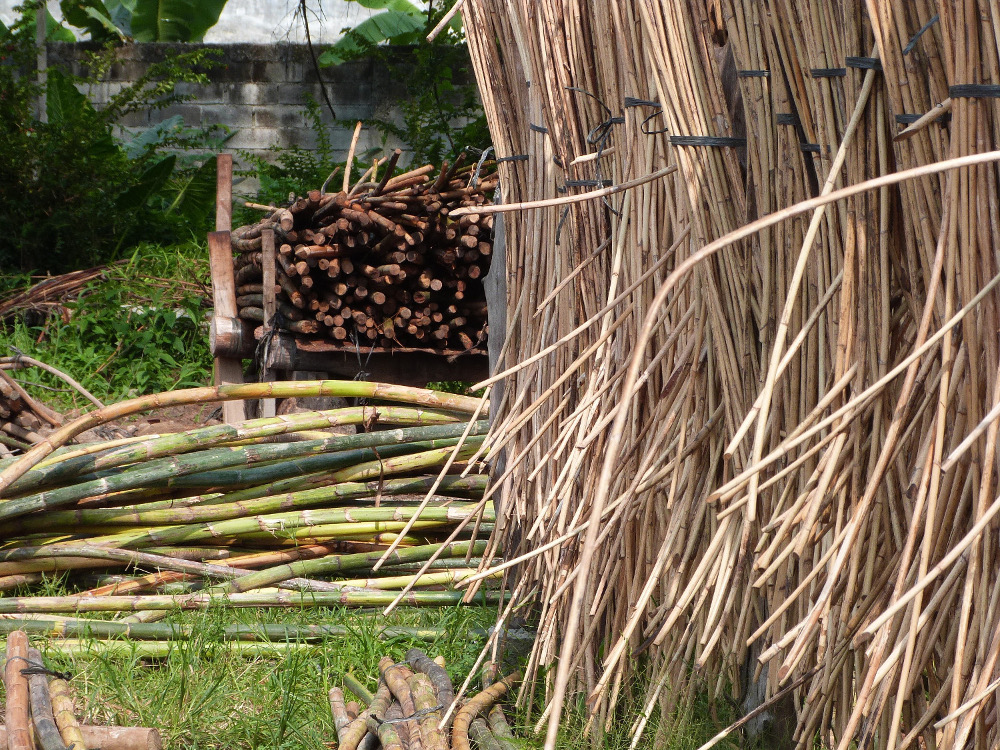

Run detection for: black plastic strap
[[903, 14, 939, 55], [800, 143, 822, 153], [846, 57, 882, 71], [529, 123, 549, 134], [624, 97, 660, 108], [563, 179, 614, 188], [496, 154, 529, 162], [894, 112, 951, 124], [776, 113, 799, 125], [949, 84, 1000, 98], [669, 135, 746, 147], [811, 68, 847, 78], [737, 70, 770, 78]]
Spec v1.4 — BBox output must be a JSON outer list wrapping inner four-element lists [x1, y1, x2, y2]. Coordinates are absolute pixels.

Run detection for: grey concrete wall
[[46, 42, 412, 193]]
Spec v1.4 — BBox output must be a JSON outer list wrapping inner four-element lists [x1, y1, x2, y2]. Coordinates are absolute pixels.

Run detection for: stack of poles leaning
[[0, 381, 503, 646], [232, 149, 496, 351], [329, 649, 520, 750], [454, 0, 1000, 748]]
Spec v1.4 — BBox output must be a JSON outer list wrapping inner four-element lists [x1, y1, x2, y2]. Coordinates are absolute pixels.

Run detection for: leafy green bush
[[2, 242, 213, 405], [0, 3, 226, 274]]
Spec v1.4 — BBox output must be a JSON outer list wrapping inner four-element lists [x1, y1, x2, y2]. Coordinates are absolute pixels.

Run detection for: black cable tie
[[800, 143, 823, 153], [737, 70, 770, 78], [845, 57, 882, 71], [529, 123, 549, 134], [669, 135, 747, 148], [903, 14, 939, 55], [811, 68, 847, 78], [563, 179, 614, 188], [496, 154, 529, 162], [776, 113, 800, 125], [949, 84, 1000, 98], [894, 112, 951, 125], [624, 97, 661, 108]]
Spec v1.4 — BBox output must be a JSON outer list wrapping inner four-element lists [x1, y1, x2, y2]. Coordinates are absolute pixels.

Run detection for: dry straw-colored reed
[[454, 0, 1000, 747]]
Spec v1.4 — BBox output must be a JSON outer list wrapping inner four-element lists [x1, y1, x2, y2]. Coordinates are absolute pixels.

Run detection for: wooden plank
[[215, 153, 233, 232], [264, 334, 488, 386], [259, 229, 277, 418], [208, 229, 245, 424]]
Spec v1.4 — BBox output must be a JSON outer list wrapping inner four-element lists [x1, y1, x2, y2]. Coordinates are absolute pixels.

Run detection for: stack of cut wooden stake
[[232, 155, 495, 352], [330, 650, 519, 750], [2, 630, 163, 750]]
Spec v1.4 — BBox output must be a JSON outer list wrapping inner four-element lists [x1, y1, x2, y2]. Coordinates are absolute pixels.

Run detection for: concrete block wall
[[46, 42, 415, 194]]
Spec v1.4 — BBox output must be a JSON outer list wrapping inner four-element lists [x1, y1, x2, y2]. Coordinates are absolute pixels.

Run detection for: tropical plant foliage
[[0, 6, 227, 272], [56, 0, 230, 42], [318, 0, 489, 165]]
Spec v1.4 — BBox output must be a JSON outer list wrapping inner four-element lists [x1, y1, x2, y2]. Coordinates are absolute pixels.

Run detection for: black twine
[[8, 657, 72, 681], [669, 135, 747, 148], [800, 143, 822, 153], [496, 154, 528, 163], [623, 97, 669, 134], [529, 123, 549, 134], [374, 705, 444, 725], [811, 68, 847, 78], [737, 70, 770, 78], [903, 14, 939, 55]]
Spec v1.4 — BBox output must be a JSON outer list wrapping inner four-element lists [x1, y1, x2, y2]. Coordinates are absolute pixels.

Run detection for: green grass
[[0, 241, 214, 410], [25, 600, 498, 749]]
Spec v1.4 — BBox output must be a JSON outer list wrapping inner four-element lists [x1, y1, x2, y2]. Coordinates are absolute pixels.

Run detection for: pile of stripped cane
[[459, 0, 1000, 748], [3, 630, 164, 750], [329, 649, 519, 750], [0, 381, 500, 632]]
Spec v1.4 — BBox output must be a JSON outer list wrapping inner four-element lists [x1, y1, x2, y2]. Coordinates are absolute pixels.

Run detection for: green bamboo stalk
[[5, 418, 483, 498], [34, 640, 365, 658], [193, 439, 485, 508], [0, 433, 484, 523], [18, 406, 464, 489], [120, 539, 491, 625], [5, 476, 487, 533], [0, 588, 507, 613], [0, 380, 482, 498], [343, 673, 376, 704], [84, 504, 490, 549], [0, 619, 464, 642]]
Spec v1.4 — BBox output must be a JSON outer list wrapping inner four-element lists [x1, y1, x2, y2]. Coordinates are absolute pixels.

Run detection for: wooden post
[[210, 154, 244, 424], [259, 228, 278, 418]]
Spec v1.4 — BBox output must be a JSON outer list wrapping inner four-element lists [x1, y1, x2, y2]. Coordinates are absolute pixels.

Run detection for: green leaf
[[46, 68, 93, 123], [320, 10, 424, 66], [165, 155, 217, 224], [59, 1, 120, 40], [130, 0, 229, 42], [349, 0, 423, 12], [123, 115, 183, 158], [46, 11, 77, 41], [116, 155, 176, 211]]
